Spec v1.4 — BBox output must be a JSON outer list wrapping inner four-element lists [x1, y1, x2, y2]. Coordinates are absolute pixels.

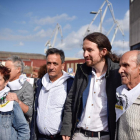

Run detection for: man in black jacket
[[61, 32, 121, 140]]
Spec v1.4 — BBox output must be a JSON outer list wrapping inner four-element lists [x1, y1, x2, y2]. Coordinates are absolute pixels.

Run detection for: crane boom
[[84, 1, 106, 36], [45, 23, 63, 48], [84, 0, 124, 45], [98, 5, 108, 32], [106, 0, 116, 23], [107, 23, 115, 36], [111, 27, 118, 45]]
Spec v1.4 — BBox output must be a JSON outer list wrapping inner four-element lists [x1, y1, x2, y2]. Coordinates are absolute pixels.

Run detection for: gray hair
[[6, 55, 24, 73]]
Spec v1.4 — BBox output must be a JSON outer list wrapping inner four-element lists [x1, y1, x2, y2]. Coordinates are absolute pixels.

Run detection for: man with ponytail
[[61, 32, 121, 140]]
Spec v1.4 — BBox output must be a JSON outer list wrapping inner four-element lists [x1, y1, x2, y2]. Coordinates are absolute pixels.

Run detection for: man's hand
[[6, 92, 29, 113], [6, 92, 19, 102], [62, 136, 70, 140]]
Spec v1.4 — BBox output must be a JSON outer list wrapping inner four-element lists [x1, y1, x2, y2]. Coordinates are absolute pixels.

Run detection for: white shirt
[[36, 71, 71, 135], [77, 69, 108, 132], [115, 83, 140, 121]]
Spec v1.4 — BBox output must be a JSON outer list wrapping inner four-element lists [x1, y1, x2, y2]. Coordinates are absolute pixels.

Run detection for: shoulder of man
[[107, 57, 120, 70], [24, 80, 33, 87], [16, 80, 33, 93], [67, 77, 74, 93], [77, 63, 87, 69], [76, 63, 92, 75], [34, 78, 43, 98], [36, 78, 42, 87]]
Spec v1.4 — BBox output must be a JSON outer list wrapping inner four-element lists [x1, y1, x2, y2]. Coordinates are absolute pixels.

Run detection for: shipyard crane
[[84, 0, 124, 45], [45, 23, 63, 48]]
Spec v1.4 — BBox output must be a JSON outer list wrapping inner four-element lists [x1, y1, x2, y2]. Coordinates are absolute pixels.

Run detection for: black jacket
[[60, 58, 121, 140]]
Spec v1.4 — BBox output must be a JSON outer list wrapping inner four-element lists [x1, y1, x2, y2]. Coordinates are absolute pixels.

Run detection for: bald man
[[115, 50, 140, 140]]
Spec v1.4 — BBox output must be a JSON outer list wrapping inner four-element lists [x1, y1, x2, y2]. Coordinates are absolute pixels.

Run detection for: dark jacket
[[60, 58, 121, 140], [30, 77, 74, 140]]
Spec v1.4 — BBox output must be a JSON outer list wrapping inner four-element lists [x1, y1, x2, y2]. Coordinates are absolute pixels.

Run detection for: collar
[[42, 70, 72, 91], [116, 83, 140, 121], [80, 63, 92, 77], [92, 68, 106, 79], [105, 57, 119, 78], [8, 74, 27, 90]]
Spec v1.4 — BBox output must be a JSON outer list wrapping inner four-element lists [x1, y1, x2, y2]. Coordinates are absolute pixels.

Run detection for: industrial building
[[0, 51, 84, 77], [130, 0, 140, 50], [0, 51, 46, 77]]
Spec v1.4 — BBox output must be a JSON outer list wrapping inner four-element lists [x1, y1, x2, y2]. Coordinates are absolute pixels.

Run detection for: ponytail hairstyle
[[83, 32, 120, 63]]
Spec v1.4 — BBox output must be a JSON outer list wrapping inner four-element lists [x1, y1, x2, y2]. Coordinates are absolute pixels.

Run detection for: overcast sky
[[0, 0, 129, 58]]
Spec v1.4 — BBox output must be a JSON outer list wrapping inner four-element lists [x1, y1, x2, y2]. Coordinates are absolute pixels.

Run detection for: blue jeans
[[0, 101, 30, 140]]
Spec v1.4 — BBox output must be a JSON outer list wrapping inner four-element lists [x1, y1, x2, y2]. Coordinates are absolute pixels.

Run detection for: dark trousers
[[38, 133, 62, 140]]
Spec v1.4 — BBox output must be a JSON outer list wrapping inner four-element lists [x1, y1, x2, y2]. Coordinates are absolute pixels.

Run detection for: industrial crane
[[45, 23, 63, 49], [84, 0, 124, 45]]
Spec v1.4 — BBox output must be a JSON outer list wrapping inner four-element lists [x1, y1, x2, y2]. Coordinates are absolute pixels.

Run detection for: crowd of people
[[0, 32, 140, 140]]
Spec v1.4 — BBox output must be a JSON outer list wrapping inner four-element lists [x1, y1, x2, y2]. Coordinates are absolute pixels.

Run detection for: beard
[[85, 61, 92, 67]]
